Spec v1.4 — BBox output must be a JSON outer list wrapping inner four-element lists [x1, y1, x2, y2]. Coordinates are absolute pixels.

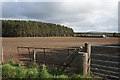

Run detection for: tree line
[[2, 20, 74, 37], [75, 32, 120, 37]]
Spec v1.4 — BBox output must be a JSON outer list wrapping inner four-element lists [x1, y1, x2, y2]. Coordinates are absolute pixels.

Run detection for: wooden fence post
[[85, 43, 91, 74], [78, 52, 88, 75], [32, 49, 36, 63], [2, 47, 3, 63], [43, 49, 46, 65]]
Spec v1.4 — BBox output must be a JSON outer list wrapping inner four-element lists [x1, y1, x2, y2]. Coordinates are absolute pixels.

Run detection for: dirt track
[[2, 37, 119, 62]]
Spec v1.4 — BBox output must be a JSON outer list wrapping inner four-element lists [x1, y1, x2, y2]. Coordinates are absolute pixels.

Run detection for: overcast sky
[[1, 0, 119, 32]]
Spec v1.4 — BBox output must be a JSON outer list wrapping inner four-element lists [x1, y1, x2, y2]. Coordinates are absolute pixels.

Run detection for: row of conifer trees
[[2, 20, 74, 37]]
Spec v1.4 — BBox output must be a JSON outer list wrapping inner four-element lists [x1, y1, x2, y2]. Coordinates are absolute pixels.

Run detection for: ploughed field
[[2, 37, 119, 63]]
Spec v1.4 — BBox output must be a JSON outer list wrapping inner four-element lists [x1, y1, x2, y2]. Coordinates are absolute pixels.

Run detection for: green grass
[[2, 61, 96, 79]]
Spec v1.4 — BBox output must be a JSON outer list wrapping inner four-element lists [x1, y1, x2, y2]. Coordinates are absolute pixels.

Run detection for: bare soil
[[2, 37, 119, 63]]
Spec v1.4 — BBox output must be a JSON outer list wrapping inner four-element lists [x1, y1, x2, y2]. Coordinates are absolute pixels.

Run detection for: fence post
[[2, 47, 3, 63], [85, 43, 91, 74], [78, 52, 88, 75], [43, 48, 46, 65], [32, 49, 36, 63]]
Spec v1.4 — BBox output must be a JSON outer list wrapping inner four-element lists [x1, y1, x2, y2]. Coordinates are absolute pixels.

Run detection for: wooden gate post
[[32, 49, 36, 63], [85, 43, 91, 74], [78, 52, 88, 75]]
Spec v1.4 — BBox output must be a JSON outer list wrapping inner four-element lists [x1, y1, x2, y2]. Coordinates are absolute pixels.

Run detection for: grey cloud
[[2, 2, 118, 32]]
